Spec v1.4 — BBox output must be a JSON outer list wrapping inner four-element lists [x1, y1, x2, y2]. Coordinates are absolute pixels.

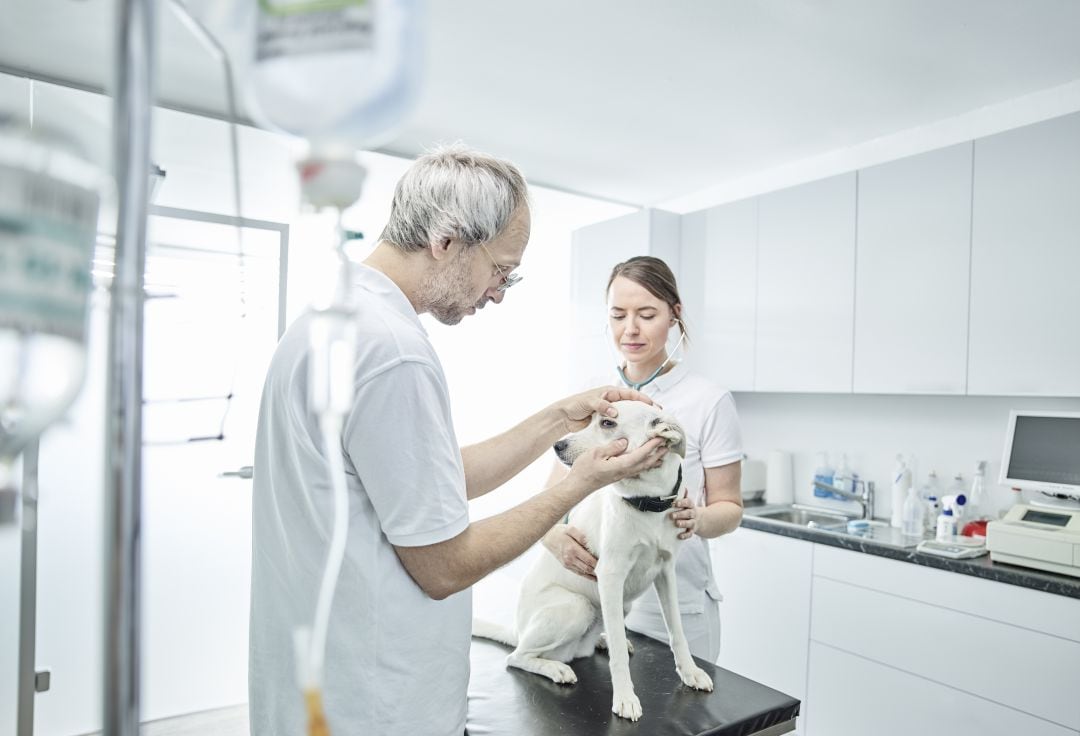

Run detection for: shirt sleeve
[[699, 391, 744, 468], [342, 358, 469, 547]]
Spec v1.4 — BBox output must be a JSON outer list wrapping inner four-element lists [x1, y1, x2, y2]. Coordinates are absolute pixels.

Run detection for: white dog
[[473, 401, 713, 721]]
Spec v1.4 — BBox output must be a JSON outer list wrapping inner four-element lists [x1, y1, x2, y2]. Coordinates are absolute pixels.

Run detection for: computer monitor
[[1000, 410, 1080, 501]]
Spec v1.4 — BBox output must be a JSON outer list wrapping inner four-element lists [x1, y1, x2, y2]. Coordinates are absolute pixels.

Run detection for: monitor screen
[[1004, 413, 1080, 489]]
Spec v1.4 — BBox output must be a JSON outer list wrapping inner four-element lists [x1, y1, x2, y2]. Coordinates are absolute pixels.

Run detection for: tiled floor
[[81, 705, 248, 736]]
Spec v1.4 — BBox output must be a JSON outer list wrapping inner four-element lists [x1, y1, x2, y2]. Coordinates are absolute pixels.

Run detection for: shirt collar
[[353, 263, 427, 335]]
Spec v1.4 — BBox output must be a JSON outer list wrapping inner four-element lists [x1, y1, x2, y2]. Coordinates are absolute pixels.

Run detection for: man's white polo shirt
[[250, 265, 470, 736]]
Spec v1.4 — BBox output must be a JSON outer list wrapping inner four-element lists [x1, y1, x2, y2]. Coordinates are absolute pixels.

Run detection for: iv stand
[[104, 0, 155, 733]]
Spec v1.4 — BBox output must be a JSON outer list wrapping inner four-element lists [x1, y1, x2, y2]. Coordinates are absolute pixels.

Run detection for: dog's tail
[[471, 618, 518, 647]]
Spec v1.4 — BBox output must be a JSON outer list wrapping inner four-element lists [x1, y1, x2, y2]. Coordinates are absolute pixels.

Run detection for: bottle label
[[257, 0, 375, 61], [0, 163, 98, 341]]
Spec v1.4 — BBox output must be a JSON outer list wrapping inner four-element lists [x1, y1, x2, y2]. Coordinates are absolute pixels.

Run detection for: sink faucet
[[812, 480, 876, 520]]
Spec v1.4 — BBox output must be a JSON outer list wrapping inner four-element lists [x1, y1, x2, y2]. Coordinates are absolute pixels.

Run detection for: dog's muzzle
[[553, 439, 575, 466]]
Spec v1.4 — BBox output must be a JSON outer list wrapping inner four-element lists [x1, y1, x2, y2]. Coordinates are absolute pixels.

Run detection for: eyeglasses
[[479, 242, 523, 292]]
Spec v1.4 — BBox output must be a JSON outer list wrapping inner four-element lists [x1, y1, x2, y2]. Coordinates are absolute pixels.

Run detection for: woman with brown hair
[[542, 255, 744, 662]]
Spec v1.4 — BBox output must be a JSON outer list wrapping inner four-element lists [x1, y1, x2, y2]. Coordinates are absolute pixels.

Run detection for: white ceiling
[[4, 0, 1080, 207]]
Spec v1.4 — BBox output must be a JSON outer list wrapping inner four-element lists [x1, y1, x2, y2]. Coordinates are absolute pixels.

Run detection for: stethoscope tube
[[615, 328, 687, 391]]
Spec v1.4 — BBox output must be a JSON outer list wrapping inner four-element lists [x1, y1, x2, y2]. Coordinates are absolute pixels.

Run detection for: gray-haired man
[[248, 145, 667, 735]]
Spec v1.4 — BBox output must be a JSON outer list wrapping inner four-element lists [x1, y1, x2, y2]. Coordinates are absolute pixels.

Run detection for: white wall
[[734, 392, 1080, 520]]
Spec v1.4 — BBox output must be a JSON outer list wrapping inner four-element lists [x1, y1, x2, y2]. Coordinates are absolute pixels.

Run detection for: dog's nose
[[553, 440, 568, 453]]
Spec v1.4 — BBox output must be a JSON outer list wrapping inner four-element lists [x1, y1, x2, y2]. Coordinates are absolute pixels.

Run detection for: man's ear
[[649, 420, 686, 458], [430, 236, 455, 261]]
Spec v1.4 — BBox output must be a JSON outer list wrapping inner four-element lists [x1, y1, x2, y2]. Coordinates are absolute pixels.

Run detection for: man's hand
[[567, 436, 667, 496], [555, 385, 658, 434], [542, 524, 598, 580]]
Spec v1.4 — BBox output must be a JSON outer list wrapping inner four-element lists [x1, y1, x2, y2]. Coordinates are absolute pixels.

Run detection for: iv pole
[[103, 0, 155, 732]]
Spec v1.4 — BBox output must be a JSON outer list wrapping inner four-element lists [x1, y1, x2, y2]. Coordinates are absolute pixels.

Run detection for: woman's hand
[[670, 496, 699, 540], [542, 524, 598, 580]]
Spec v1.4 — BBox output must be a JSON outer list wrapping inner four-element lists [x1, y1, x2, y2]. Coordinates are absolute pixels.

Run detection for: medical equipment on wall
[[189, 2, 425, 732], [0, 107, 104, 523]]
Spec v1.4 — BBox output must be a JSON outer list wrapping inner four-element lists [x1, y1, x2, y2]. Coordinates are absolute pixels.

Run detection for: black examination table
[[466, 632, 800, 736]]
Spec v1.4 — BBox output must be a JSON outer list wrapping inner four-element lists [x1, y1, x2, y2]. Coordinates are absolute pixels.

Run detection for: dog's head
[[552, 400, 685, 496]]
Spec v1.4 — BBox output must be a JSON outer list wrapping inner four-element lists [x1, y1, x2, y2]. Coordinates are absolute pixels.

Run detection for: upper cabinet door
[[968, 113, 1080, 397], [680, 200, 757, 391], [756, 173, 857, 392], [854, 143, 973, 394]]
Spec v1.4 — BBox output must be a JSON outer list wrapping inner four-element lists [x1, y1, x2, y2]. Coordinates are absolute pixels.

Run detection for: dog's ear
[[650, 419, 686, 458]]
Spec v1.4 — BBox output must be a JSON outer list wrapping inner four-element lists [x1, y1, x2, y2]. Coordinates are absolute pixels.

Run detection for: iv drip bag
[[244, 0, 425, 149]]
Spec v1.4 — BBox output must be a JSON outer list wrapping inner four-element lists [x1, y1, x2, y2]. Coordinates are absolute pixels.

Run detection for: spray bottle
[[936, 494, 967, 542]]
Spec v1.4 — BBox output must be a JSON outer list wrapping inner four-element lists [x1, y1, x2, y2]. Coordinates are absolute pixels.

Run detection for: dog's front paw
[[539, 661, 578, 685], [612, 690, 642, 721], [678, 665, 714, 692]]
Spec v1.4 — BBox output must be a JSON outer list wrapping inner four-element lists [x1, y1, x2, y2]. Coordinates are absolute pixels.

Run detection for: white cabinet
[[680, 200, 757, 391], [806, 642, 1076, 736], [809, 545, 1080, 734], [710, 527, 812, 732], [569, 208, 681, 385], [968, 112, 1080, 396], [853, 144, 973, 394], [755, 173, 857, 392]]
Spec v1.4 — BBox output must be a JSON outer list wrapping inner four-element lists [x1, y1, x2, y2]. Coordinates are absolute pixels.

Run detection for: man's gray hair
[[379, 144, 529, 253]]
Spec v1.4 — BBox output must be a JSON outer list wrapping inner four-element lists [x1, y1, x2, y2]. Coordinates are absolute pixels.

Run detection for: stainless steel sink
[[750, 506, 852, 529], [745, 504, 922, 548]]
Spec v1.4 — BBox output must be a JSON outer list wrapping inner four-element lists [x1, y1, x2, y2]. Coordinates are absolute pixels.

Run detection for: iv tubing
[[310, 410, 350, 681]]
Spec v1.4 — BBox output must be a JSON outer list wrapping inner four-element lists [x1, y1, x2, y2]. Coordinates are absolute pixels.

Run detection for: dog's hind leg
[[506, 592, 596, 685]]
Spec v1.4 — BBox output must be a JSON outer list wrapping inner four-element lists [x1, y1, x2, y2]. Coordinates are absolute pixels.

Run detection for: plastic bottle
[[890, 454, 912, 529], [936, 508, 957, 542], [947, 473, 965, 525], [922, 471, 942, 533], [833, 453, 851, 495], [902, 484, 925, 538], [961, 461, 990, 537], [936, 494, 967, 542], [813, 452, 835, 499]]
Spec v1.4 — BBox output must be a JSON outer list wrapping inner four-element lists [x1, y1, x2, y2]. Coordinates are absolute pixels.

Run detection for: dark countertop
[[739, 504, 1080, 600], [467, 632, 800, 736]]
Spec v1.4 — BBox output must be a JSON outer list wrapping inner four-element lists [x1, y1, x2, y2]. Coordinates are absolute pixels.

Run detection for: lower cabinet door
[[711, 528, 813, 732], [805, 642, 1076, 736]]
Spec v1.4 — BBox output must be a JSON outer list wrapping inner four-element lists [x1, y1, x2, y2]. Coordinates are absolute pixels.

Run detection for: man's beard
[[422, 250, 483, 326]]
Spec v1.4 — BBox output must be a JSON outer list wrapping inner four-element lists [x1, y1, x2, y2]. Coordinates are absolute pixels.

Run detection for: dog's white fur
[[474, 401, 713, 721]]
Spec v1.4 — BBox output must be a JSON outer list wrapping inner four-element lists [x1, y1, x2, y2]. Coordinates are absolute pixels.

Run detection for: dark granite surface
[[739, 505, 1080, 600], [467, 631, 800, 736]]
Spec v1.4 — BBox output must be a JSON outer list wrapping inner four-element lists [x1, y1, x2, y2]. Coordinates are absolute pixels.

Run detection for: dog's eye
[[599, 418, 617, 429]]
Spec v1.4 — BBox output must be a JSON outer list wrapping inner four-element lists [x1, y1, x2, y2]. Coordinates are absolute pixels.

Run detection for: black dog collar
[[622, 465, 683, 513]]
